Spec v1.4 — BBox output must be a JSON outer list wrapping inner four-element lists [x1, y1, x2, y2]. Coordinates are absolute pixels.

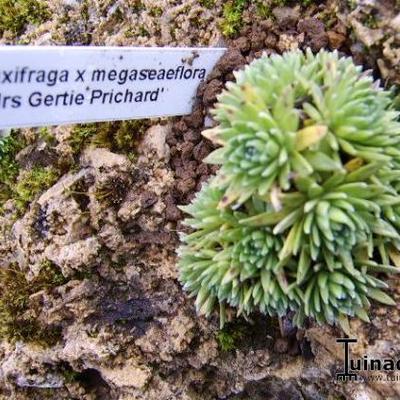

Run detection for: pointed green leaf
[[368, 288, 396, 305]]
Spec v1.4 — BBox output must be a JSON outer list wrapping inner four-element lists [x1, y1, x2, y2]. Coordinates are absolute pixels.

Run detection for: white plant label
[[0, 46, 226, 129]]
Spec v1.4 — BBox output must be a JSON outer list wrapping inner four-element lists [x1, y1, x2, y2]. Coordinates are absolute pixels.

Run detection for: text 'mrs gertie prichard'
[[0, 65, 207, 109]]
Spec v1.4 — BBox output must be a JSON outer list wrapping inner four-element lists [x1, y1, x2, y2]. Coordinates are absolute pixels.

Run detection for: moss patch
[[0, 259, 94, 345], [0, 262, 65, 345], [254, 0, 318, 19], [38, 127, 57, 146], [216, 322, 247, 351], [199, 0, 216, 8], [14, 166, 59, 213], [38, 259, 69, 287], [0, 0, 50, 36], [0, 132, 26, 208], [220, 0, 247, 38], [69, 124, 98, 155], [0, 131, 62, 215], [69, 119, 150, 156]]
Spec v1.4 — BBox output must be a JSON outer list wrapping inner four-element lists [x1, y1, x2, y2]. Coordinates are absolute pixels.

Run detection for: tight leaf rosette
[[178, 49, 400, 330], [203, 49, 400, 208], [178, 183, 302, 327]]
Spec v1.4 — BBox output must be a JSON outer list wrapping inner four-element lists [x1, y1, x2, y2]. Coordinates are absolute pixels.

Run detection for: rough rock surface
[[1, 1, 400, 399]]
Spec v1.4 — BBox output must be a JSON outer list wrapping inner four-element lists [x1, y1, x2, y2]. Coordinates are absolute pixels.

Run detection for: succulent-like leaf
[[178, 49, 400, 329]]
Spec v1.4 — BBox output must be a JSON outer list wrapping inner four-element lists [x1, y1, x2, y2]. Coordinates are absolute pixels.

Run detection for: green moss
[[199, 0, 216, 8], [254, 0, 316, 16], [0, 131, 26, 207], [0, 259, 94, 344], [115, 120, 149, 150], [37, 260, 69, 287], [124, 28, 134, 38], [216, 331, 237, 351], [131, 0, 145, 13], [0, 132, 25, 187], [61, 368, 80, 384], [0, 264, 63, 345], [69, 124, 98, 155], [126, 152, 137, 164], [14, 166, 59, 212], [112, 6, 124, 22], [220, 0, 247, 38], [0, 0, 50, 36], [170, 26, 177, 41], [139, 26, 150, 37], [216, 322, 247, 351], [363, 14, 379, 29], [149, 6, 163, 17], [347, 0, 358, 10], [255, 1, 271, 18], [69, 119, 150, 156], [0, 132, 61, 214], [124, 26, 150, 38], [221, 0, 317, 37], [296, 0, 315, 5], [38, 127, 56, 146]]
